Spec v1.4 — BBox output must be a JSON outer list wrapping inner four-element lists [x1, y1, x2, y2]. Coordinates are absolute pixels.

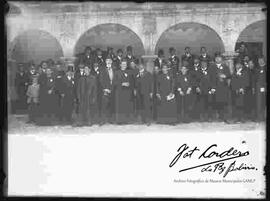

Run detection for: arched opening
[[155, 22, 225, 60], [74, 23, 145, 58], [235, 20, 266, 59], [10, 29, 64, 65]]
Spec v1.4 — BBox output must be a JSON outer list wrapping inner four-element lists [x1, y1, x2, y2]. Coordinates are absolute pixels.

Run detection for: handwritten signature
[[169, 144, 257, 177]]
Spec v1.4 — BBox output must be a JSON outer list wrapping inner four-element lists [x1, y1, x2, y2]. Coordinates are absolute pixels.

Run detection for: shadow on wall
[[155, 22, 225, 59], [74, 23, 145, 57], [10, 29, 64, 66]]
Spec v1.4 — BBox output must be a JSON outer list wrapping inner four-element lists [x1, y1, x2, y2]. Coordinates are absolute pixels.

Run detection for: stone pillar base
[[141, 55, 158, 73]]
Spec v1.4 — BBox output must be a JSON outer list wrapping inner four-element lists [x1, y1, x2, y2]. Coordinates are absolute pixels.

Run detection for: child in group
[[26, 75, 40, 123]]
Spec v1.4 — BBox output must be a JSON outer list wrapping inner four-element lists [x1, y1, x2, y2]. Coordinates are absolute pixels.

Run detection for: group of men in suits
[[16, 44, 266, 126]]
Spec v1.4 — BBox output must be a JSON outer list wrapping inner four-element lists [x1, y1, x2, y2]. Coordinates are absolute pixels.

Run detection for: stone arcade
[[6, 2, 266, 108]]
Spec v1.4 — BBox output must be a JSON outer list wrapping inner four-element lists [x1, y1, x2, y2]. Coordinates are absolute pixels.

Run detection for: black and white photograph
[[4, 1, 266, 198]]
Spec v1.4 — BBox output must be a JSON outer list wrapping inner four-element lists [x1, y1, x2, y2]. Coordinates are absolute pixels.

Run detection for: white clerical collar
[[186, 53, 191, 57], [202, 54, 206, 57]]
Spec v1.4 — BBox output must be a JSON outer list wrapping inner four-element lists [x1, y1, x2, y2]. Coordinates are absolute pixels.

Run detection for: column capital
[[222, 51, 239, 59]]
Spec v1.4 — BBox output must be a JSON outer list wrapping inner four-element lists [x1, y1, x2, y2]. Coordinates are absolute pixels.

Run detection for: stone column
[[141, 55, 158, 73], [222, 51, 239, 74], [142, 12, 157, 55], [60, 56, 76, 71]]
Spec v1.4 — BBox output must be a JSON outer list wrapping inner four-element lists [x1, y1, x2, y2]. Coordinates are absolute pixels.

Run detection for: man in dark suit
[[36, 66, 57, 125], [156, 64, 177, 124], [114, 49, 124, 70], [106, 47, 117, 62], [175, 65, 196, 123], [168, 47, 180, 78], [91, 60, 103, 124], [181, 46, 194, 69], [255, 56, 266, 121], [190, 56, 203, 121], [99, 57, 116, 125], [15, 63, 29, 113], [81, 46, 93, 68], [243, 59, 256, 121], [75, 65, 97, 126], [236, 41, 249, 62], [114, 59, 134, 124], [231, 61, 249, 122], [199, 61, 216, 121], [211, 54, 231, 122], [134, 62, 153, 124], [96, 48, 105, 68], [54, 61, 65, 123], [154, 49, 165, 72], [59, 66, 76, 124], [126, 46, 136, 70]]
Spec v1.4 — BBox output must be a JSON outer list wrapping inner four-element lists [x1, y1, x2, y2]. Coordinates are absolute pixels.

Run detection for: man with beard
[[99, 58, 116, 125], [156, 64, 177, 124], [114, 59, 134, 124], [75, 65, 97, 126], [134, 62, 153, 124]]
